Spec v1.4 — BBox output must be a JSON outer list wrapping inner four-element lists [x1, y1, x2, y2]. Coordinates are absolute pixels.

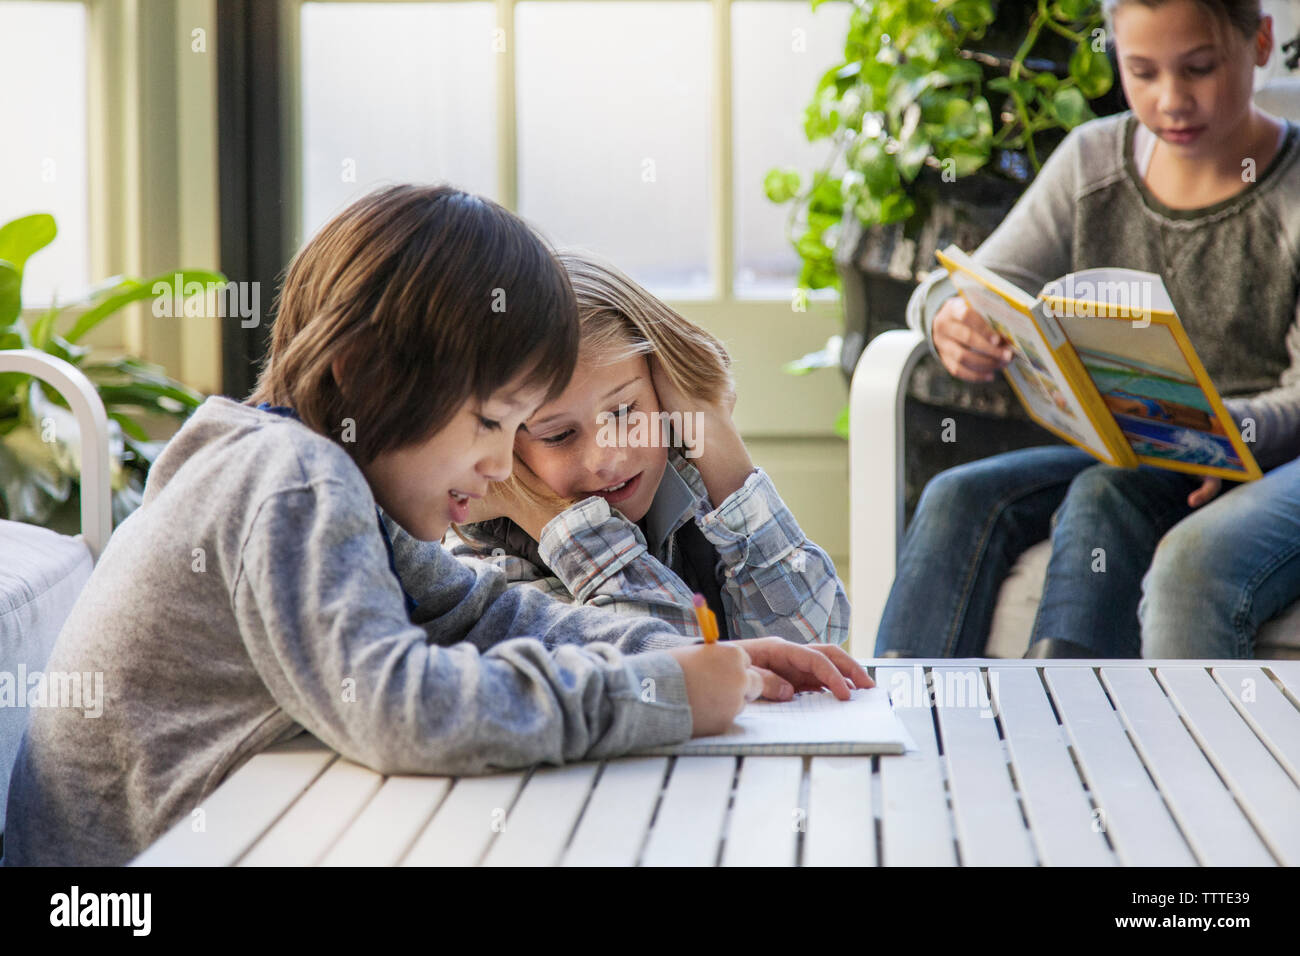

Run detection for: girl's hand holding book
[[932, 295, 1015, 383]]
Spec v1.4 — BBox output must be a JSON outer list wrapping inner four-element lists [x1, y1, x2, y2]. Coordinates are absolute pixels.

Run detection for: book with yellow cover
[[935, 245, 1261, 482]]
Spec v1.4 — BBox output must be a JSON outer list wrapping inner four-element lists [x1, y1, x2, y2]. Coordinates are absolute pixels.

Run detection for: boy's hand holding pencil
[[673, 592, 872, 736]]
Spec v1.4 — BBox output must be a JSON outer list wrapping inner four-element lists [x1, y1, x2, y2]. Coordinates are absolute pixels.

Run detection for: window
[[294, 0, 848, 301], [0, 0, 89, 307], [732, 0, 850, 296], [299, 1, 499, 242], [516, 1, 713, 298]]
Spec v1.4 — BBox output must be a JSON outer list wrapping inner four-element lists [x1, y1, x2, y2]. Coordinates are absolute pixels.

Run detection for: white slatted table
[[132, 661, 1300, 867]]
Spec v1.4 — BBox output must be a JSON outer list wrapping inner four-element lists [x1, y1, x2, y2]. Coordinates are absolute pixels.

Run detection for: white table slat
[[931, 668, 1036, 866], [1100, 668, 1273, 867], [131, 734, 336, 867], [238, 756, 384, 866], [561, 757, 669, 866], [639, 757, 735, 867], [876, 666, 957, 866], [319, 775, 452, 867], [719, 757, 803, 867], [989, 667, 1112, 867], [1267, 661, 1300, 701], [400, 772, 527, 866], [1044, 667, 1196, 867], [1212, 666, 1300, 785], [482, 763, 600, 867], [803, 757, 875, 867], [1157, 666, 1300, 865]]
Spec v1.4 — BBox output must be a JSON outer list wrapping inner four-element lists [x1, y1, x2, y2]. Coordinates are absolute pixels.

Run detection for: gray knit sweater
[[909, 111, 1300, 470], [3, 397, 694, 866]]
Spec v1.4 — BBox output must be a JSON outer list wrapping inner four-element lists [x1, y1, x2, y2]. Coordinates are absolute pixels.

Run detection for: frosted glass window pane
[[0, 1, 89, 307], [300, 2, 498, 244], [733, 0, 851, 297], [516, 2, 712, 299]]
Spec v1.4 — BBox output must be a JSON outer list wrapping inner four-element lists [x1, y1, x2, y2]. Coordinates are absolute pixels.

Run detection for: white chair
[[849, 77, 1300, 661], [847, 80, 1300, 658], [849, 330, 1300, 660], [0, 350, 112, 833]]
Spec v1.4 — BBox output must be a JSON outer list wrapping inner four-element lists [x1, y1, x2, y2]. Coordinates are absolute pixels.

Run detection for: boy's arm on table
[[526, 470, 849, 646], [690, 465, 851, 646], [443, 520, 709, 638], [1223, 298, 1300, 471], [386, 511, 689, 654], [532, 496, 723, 638], [233, 479, 692, 776], [443, 521, 576, 604], [908, 125, 1084, 352]]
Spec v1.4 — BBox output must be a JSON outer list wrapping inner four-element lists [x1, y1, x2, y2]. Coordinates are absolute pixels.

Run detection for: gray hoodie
[[3, 397, 694, 866], [909, 112, 1300, 470]]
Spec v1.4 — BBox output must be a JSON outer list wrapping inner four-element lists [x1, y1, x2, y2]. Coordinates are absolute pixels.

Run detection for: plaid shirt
[[446, 452, 849, 645]]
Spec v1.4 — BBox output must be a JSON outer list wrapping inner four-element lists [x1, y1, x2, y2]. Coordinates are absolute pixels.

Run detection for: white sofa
[[848, 77, 1300, 661], [0, 350, 112, 833]]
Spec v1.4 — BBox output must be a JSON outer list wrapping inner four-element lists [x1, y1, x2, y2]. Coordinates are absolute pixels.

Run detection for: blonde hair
[[560, 250, 734, 405], [454, 251, 734, 544]]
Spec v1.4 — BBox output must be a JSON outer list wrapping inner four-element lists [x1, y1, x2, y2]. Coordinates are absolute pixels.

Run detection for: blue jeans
[[1140, 456, 1300, 658], [875, 446, 1202, 658]]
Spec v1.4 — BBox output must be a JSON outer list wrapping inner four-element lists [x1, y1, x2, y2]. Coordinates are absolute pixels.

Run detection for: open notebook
[[637, 687, 916, 756]]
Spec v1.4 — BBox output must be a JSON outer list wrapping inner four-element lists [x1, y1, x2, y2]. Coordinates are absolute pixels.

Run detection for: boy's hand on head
[[649, 354, 753, 501], [732, 637, 873, 700], [932, 296, 1014, 383], [649, 354, 735, 423], [668, 643, 762, 736]]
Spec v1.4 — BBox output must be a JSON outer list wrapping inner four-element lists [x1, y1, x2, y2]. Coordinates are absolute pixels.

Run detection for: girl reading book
[[448, 252, 850, 655], [874, 0, 1300, 658]]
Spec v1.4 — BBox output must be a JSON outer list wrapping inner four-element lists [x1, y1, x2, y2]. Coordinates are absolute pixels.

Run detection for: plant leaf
[[1069, 40, 1113, 100], [0, 214, 57, 274], [1052, 86, 1090, 128], [64, 268, 226, 343], [834, 403, 850, 440], [783, 335, 843, 375], [0, 261, 21, 327], [763, 168, 802, 203]]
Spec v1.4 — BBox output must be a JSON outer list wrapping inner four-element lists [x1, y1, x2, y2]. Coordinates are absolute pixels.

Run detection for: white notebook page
[[639, 687, 916, 756]]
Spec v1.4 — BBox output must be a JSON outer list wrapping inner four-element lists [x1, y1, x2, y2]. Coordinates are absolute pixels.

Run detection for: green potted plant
[[0, 213, 224, 529], [768, 0, 1119, 392]]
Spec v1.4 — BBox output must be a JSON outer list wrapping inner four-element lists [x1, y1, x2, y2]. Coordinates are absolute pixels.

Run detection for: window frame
[[281, 0, 846, 439]]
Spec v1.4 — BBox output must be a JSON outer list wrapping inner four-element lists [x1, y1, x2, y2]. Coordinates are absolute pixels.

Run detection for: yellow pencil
[[693, 593, 719, 643]]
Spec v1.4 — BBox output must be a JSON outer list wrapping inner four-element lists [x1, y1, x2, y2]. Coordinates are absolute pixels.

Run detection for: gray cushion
[[986, 539, 1300, 659], [0, 519, 94, 832]]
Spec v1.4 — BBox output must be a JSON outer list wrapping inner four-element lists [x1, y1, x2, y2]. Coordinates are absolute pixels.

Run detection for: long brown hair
[[250, 184, 578, 465]]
